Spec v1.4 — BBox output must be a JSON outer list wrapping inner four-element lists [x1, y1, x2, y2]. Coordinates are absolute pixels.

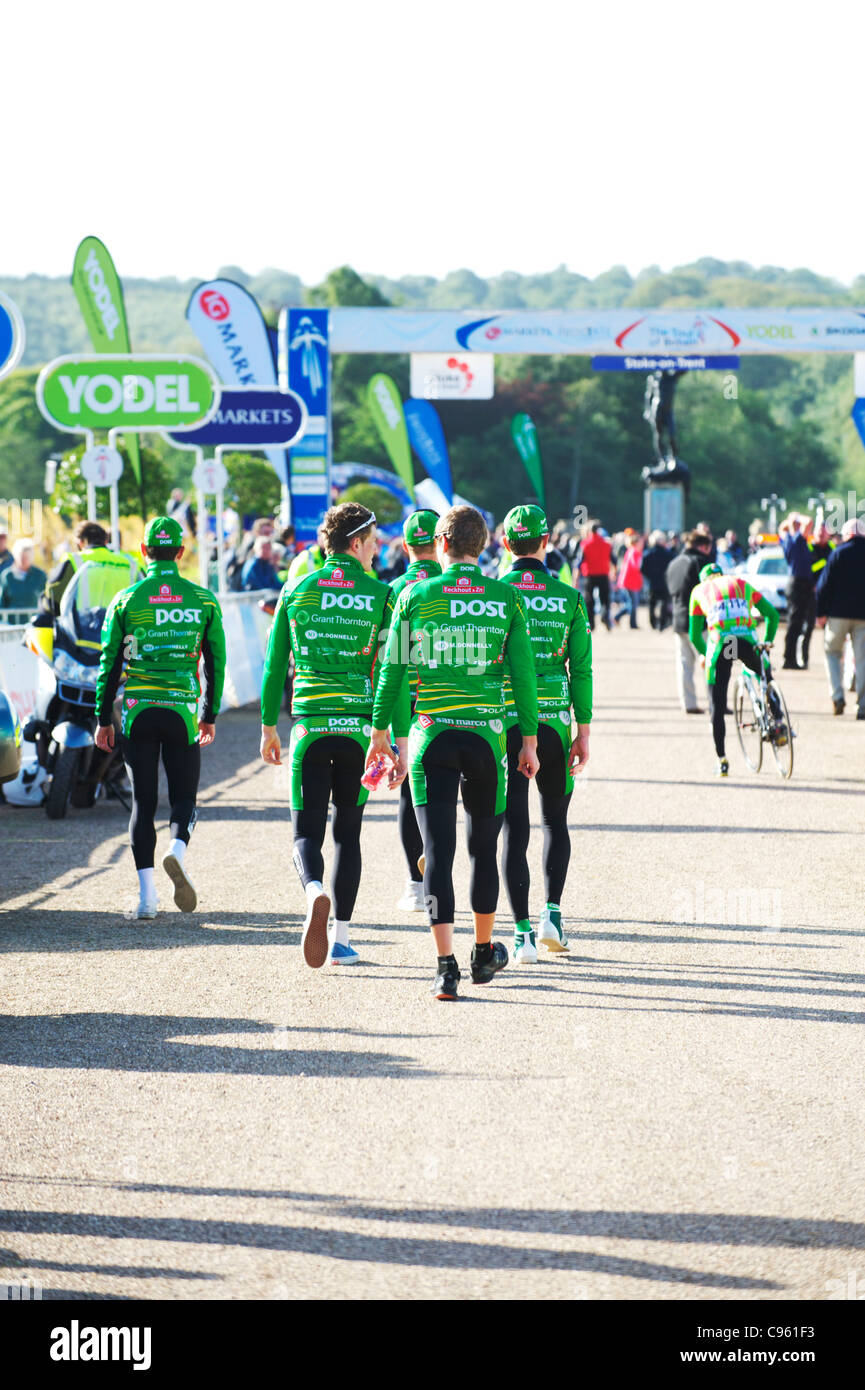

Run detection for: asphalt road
[[1, 627, 862, 1301]]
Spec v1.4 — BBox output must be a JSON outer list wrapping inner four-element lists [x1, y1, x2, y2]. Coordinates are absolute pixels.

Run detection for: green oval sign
[[37, 354, 220, 432]]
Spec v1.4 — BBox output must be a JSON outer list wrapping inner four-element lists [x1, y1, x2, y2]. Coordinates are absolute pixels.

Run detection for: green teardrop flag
[[367, 373, 414, 498], [71, 236, 142, 489], [511, 412, 545, 508]]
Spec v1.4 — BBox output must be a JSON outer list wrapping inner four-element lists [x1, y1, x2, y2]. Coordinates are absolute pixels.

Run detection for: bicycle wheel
[[767, 680, 794, 779], [734, 675, 763, 772]]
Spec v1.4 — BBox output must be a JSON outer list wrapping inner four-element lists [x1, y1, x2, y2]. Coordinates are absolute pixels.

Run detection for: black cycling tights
[[709, 639, 763, 757], [399, 777, 424, 882], [120, 707, 200, 870], [502, 723, 572, 922], [290, 734, 365, 921], [414, 729, 503, 926]]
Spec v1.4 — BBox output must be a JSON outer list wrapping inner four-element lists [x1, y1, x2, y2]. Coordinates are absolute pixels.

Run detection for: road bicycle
[[734, 643, 794, 778]]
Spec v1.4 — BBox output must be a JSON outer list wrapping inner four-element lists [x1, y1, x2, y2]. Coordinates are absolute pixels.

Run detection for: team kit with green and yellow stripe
[[260, 538, 407, 966], [498, 518, 592, 961], [96, 515, 226, 918]]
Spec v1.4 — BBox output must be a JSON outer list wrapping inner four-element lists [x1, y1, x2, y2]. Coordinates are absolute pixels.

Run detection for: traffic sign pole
[[108, 430, 122, 551], [215, 447, 228, 596], [84, 431, 96, 521]]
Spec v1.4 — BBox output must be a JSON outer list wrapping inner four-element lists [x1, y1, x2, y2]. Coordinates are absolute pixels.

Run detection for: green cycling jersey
[[261, 551, 408, 731], [499, 558, 592, 723], [96, 560, 226, 743]]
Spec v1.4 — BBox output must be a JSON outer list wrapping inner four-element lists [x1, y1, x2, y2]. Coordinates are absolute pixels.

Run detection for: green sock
[[546, 903, 562, 928], [515, 918, 531, 936]]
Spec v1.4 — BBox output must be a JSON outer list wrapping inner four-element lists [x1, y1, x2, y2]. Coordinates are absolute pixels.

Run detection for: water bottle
[[361, 744, 399, 792]]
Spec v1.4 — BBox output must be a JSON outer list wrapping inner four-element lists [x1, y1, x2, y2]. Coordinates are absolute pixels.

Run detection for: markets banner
[[330, 308, 865, 355], [367, 374, 414, 498], [166, 387, 306, 450], [71, 237, 142, 486], [187, 279, 287, 484], [0, 290, 25, 380], [37, 355, 220, 433], [510, 413, 545, 508], [404, 398, 452, 503]]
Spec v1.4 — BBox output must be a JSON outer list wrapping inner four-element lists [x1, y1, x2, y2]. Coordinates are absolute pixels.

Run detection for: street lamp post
[[760, 493, 787, 533]]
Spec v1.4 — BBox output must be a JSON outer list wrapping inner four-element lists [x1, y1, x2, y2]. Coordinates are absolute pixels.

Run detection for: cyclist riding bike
[[259, 502, 407, 969], [499, 505, 592, 962], [367, 504, 539, 1002], [95, 515, 226, 917], [388, 509, 442, 912], [688, 562, 779, 777]]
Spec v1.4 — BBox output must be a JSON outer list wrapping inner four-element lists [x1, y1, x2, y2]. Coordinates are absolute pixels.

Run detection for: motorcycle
[[21, 560, 136, 819]]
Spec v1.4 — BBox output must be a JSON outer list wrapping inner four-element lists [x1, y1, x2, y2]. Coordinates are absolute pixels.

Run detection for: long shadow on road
[[0, 1207, 777, 1288], [0, 1013, 429, 1078]]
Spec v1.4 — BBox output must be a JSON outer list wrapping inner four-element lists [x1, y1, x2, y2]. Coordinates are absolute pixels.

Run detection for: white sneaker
[[126, 899, 158, 921], [513, 930, 538, 964], [302, 890, 331, 969], [162, 852, 197, 912], [397, 879, 426, 911], [539, 906, 569, 953]]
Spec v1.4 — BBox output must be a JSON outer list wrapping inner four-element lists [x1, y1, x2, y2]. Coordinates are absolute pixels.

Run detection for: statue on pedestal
[[641, 368, 691, 498]]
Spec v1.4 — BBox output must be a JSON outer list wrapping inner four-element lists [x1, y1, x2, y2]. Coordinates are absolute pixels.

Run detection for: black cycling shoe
[[432, 962, 461, 1001], [470, 941, 509, 984]]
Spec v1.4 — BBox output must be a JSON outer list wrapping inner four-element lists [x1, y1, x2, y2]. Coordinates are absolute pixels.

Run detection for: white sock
[[168, 838, 186, 865], [305, 879, 324, 906], [334, 919, 350, 946], [137, 868, 156, 901]]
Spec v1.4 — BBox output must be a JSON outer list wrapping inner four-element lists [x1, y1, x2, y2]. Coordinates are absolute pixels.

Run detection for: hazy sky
[[7, 0, 864, 285]]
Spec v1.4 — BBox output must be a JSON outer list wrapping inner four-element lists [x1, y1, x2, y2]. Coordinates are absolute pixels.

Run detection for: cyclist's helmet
[[699, 562, 724, 581]]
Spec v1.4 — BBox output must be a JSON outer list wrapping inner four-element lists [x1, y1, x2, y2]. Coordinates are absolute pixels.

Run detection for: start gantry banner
[[329, 308, 865, 355]]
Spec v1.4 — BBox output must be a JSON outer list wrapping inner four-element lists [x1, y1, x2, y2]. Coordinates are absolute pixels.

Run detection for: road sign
[[37, 355, 220, 432], [80, 444, 124, 486], [0, 291, 25, 380], [165, 387, 306, 449], [591, 355, 740, 371], [192, 457, 229, 494], [852, 399, 865, 451]]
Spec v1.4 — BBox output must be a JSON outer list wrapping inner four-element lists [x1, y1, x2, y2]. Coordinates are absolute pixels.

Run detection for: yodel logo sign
[[37, 355, 220, 432], [166, 387, 306, 449]]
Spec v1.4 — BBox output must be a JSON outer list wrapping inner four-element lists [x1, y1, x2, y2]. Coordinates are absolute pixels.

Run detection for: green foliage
[[338, 482, 402, 525], [49, 442, 172, 521], [0, 367, 69, 499], [221, 453, 281, 519]]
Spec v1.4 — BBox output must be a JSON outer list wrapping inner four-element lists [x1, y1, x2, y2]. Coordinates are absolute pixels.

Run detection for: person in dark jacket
[[815, 518, 865, 717], [666, 530, 712, 712], [641, 530, 672, 631], [779, 512, 815, 669]]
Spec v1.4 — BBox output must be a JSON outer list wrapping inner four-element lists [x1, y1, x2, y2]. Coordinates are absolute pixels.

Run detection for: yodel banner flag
[[71, 236, 142, 487], [367, 374, 414, 498], [511, 413, 545, 507], [404, 398, 453, 503], [186, 279, 287, 485]]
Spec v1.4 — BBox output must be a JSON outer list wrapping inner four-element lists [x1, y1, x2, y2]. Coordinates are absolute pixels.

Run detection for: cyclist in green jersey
[[499, 505, 592, 962], [95, 516, 226, 918], [368, 505, 539, 1001], [260, 502, 409, 969], [688, 562, 780, 777], [389, 509, 442, 913]]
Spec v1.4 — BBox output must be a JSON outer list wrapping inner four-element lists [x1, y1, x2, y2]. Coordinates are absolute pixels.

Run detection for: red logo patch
[[418, 714, 434, 728], [200, 290, 230, 320], [126, 698, 138, 707]]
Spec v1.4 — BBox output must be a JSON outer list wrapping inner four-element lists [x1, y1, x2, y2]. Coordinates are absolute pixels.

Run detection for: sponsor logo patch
[[149, 584, 182, 604], [418, 713, 434, 728]]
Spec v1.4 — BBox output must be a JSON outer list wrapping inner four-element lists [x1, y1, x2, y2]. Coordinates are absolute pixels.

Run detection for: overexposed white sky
[[6, 0, 864, 284]]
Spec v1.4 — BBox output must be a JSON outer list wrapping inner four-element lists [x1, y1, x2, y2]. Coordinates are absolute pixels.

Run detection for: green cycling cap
[[503, 504, 548, 541], [144, 515, 184, 548], [403, 509, 439, 546]]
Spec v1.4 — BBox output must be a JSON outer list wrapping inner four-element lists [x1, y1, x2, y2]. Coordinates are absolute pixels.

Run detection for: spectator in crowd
[[800, 520, 835, 670], [778, 512, 815, 670], [0, 539, 47, 624], [815, 517, 865, 718], [615, 532, 644, 629], [579, 521, 613, 631], [226, 517, 275, 590], [166, 487, 196, 537], [714, 537, 736, 573], [278, 524, 297, 563], [641, 530, 672, 630], [694, 521, 717, 562], [666, 528, 713, 713], [724, 530, 744, 565], [379, 535, 407, 582], [0, 528, 12, 576], [241, 535, 280, 592]]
